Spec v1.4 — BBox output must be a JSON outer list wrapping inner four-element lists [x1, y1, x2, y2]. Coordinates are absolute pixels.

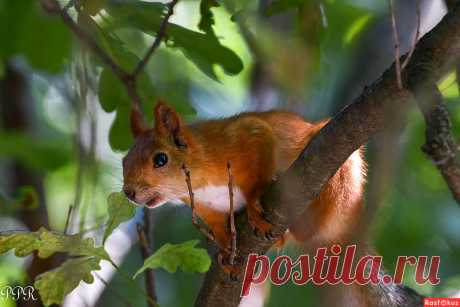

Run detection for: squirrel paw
[[248, 211, 274, 240], [218, 250, 240, 281]]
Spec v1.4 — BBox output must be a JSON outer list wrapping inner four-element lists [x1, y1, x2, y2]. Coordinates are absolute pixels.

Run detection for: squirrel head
[[122, 101, 192, 208]]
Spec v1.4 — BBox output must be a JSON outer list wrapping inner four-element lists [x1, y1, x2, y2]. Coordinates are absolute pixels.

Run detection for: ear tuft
[[155, 101, 180, 134], [155, 100, 182, 135], [154, 100, 188, 149], [130, 107, 147, 138]]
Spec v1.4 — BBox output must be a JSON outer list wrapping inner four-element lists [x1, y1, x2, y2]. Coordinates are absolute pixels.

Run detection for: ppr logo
[[0, 286, 38, 301]]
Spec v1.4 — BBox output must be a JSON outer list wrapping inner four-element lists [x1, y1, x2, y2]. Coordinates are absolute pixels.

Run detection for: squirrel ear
[[154, 101, 188, 149], [130, 107, 147, 138]]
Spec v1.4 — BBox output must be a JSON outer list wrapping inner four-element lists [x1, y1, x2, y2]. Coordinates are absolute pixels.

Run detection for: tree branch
[[402, 0, 421, 70], [132, 0, 179, 77], [39, 0, 142, 110], [388, 0, 403, 89], [136, 223, 157, 306], [39, 0, 180, 114], [227, 162, 237, 266], [182, 165, 225, 248], [38, 1, 180, 305], [63, 204, 73, 235], [416, 86, 460, 204], [195, 3, 460, 307]]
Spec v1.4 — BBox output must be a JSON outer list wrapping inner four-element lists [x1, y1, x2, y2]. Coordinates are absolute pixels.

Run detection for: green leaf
[[85, 8, 196, 151], [80, 13, 138, 71], [35, 257, 101, 307], [106, 1, 243, 79], [0, 255, 25, 286], [343, 14, 373, 46], [438, 71, 459, 99], [102, 72, 162, 151], [0, 228, 109, 261], [38, 231, 110, 260], [99, 66, 158, 114], [198, 0, 220, 35], [98, 67, 128, 113], [84, 14, 158, 150], [133, 240, 211, 278], [103, 192, 137, 242], [138, 69, 158, 103], [0, 0, 72, 73], [108, 102, 134, 151], [0, 231, 41, 257], [319, 2, 373, 50]]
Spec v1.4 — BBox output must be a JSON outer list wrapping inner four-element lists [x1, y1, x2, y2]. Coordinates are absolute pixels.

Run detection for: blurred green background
[[0, 0, 459, 306]]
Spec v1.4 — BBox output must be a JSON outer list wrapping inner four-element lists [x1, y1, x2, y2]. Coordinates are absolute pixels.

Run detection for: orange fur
[[123, 102, 365, 259]]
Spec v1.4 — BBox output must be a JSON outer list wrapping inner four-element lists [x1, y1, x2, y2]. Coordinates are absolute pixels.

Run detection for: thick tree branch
[[195, 3, 460, 307]]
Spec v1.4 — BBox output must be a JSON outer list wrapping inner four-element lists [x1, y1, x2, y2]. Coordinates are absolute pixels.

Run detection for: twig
[[73, 50, 88, 232], [223, 0, 262, 61], [64, 205, 73, 235], [389, 0, 403, 89], [94, 273, 135, 307], [319, 1, 328, 28], [136, 223, 157, 306], [40, 0, 128, 81], [141, 207, 157, 303], [226, 162, 237, 265], [37, 2, 175, 305], [38, 0, 177, 114], [37, 3, 174, 306], [132, 0, 179, 77], [402, 0, 421, 69], [38, 0, 142, 109], [182, 164, 232, 254], [108, 260, 158, 307], [40, 0, 180, 115], [181, 164, 221, 245]]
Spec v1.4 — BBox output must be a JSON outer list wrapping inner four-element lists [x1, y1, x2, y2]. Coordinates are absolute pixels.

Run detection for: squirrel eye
[[153, 152, 168, 168]]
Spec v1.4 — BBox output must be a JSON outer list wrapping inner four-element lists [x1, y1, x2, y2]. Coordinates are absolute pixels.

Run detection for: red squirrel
[[122, 101, 425, 306], [122, 101, 364, 258]]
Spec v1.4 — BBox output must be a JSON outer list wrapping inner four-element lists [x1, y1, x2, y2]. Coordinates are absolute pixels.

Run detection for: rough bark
[[416, 86, 460, 204]]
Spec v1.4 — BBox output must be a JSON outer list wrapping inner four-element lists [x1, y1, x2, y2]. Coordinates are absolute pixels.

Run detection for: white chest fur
[[193, 185, 247, 213]]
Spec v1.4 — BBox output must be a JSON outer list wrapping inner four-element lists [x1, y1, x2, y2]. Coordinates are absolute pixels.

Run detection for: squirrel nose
[[123, 187, 136, 201]]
